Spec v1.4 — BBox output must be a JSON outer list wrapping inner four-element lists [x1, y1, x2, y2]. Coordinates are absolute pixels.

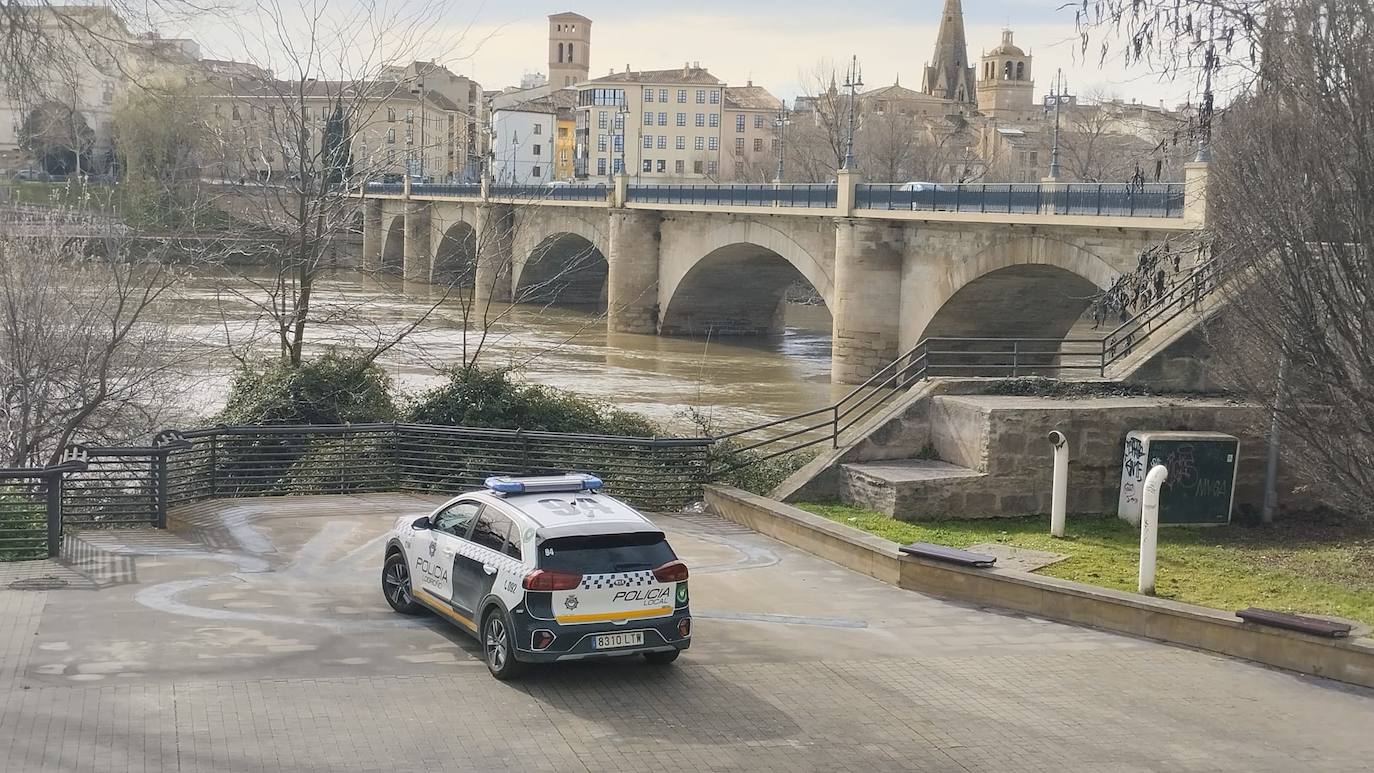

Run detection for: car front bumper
[[511, 609, 691, 663]]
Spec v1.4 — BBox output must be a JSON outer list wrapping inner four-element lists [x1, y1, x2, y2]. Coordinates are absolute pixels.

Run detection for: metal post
[[1048, 431, 1068, 538], [1011, 340, 1019, 376], [154, 451, 169, 529], [1262, 357, 1287, 523], [842, 55, 863, 170], [1138, 464, 1168, 595], [207, 434, 218, 498], [832, 405, 840, 448], [44, 471, 62, 558]]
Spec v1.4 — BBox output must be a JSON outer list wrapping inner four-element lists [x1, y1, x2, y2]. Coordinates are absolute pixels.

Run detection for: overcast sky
[[186, 0, 1208, 108]]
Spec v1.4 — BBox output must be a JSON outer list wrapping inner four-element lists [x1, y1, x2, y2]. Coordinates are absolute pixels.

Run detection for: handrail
[[709, 256, 1227, 475]]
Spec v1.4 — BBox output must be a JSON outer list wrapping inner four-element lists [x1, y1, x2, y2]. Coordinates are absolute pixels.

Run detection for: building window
[[693, 160, 704, 174], [386, 107, 395, 122], [387, 127, 396, 144], [735, 161, 744, 176], [614, 112, 624, 131], [657, 112, 667, 126], [557, 126, 568, 137], [694, 136, 705, 151], [568, 43, 575, 61], [613, 134, 624, 152], [676, 136, 686, 150], [612, 158, 623, 173], [675, 112, 686, 127], [656, 159, 666, 173], [1030, 151, 1039, 165], [695, 113, 705, 127], [532, 165, 542, 177], [656, 136, 666, 149], [533, 144, 541, 156], [754, 138, 763, 152], [405, 109, 414, 124], [599, 111, 608, 129], [754, 115, 765, 129], [213, 104, 222, 118], [709, 90, 720, 104], [708, 136, 718, 151], [232, 104, 241, 121], [597, 157, 606, 175], [642, 158, 652, 173], [707, 160, 718, 174], [695, 89, 706, 104], [709, 114, 720, 128], [597, 134, 607, 152], [659, 88, 668, 102], [644, 111, 653, 126], [533, 123, 542, 135], [643, 87, 653, 102], [405, 126, 413, 144], [735, 114, 745, 132], [387, 149, 396, 164], [735, 137, 744, 151], [675, 160, 684, 174], [643, 134, 653, 149], [772, 138, 780, 151]]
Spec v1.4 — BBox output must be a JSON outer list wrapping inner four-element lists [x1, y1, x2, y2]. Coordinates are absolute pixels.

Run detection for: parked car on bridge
[[381, 473, 692, 679]]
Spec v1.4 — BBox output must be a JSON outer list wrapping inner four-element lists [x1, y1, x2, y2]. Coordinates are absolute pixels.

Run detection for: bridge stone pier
[[360, 165, 1207, 384]]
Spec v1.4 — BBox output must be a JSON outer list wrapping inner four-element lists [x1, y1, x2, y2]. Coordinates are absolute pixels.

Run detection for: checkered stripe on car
[[579, 570, 656, 590]]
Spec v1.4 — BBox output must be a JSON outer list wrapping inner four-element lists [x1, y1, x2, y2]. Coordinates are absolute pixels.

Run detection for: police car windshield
[[538, 533, 675, 573]]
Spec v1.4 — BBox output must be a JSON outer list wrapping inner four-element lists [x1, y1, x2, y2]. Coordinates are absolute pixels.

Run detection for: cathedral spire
[[922, 0, 976, 105]]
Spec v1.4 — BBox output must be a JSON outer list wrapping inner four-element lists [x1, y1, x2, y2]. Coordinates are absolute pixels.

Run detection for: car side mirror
[[412, 516, 431, 530]]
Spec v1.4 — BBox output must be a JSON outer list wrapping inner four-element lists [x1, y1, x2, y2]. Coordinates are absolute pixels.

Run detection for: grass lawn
[[796, 502, 1374, 634]]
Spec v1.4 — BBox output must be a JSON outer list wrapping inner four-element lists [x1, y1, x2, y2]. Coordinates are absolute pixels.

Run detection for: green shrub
[[217, 352, 397, 426], [405, 366, 658, 436]]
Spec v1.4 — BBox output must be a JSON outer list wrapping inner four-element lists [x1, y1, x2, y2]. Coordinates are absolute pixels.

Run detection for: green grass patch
[[797, 502, 1374, 633]]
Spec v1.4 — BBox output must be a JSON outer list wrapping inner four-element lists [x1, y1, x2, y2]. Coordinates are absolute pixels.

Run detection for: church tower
[[548, 12, 591, 88], [921, 0, 977, 106], [976, 29, 1035, 120]]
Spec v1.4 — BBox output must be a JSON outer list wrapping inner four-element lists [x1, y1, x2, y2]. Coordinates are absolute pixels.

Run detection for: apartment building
[[491, 99, 556, 184], [721, 82, 782, 182]]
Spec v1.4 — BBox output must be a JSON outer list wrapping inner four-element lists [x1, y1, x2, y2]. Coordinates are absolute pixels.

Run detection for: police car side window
[[470, 510, 514, 554], [433, 502, 480, 538]]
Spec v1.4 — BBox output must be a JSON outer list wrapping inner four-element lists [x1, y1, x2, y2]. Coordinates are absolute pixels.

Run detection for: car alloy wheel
[[382, 554, 422, 615], [482, 610, 527, 680]]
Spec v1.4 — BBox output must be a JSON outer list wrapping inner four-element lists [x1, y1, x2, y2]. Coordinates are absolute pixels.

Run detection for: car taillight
[[652, 560, 689, 583], [522, 569, 582, 591]]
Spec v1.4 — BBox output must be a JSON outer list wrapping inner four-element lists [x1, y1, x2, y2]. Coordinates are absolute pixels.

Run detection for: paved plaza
[[1, 493, 1371, 771]]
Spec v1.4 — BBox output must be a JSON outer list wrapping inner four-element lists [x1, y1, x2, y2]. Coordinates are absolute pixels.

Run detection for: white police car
[[381, 473, 691, 679]]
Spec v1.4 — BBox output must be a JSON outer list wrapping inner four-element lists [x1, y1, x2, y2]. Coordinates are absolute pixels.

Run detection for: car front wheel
[[382, 553, 423, 615], [482, 609, 527, 681]]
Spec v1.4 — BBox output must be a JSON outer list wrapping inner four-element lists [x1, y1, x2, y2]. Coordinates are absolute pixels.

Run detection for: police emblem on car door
[[413, 501, 480, 604]]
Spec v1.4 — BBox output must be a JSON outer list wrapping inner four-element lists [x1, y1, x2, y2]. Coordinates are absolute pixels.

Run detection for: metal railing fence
[[855, 182, 1185, 218], [627, 183, 838, 208], [488, 184, 610, 202]]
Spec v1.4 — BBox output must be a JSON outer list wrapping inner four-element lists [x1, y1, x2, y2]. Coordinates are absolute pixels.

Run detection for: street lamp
[[509, 129, 520, 183], [842, 55, 863, 170], [1042, 68, 1072, 180], [1195, 43, 1216, 163], [408, 77, 426, 181], [774, 100, 790, 183]]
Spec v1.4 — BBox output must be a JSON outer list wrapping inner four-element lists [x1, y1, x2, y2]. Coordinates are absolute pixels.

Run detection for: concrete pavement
[[1, 493, 1371, 771]]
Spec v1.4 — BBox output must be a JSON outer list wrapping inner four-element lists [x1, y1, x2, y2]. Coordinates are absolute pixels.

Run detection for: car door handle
[[442, 548, 454, 556], [482, 564, 497, 576]]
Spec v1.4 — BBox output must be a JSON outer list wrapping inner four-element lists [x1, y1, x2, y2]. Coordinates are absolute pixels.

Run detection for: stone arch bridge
[[361, 169, 1208, 384]]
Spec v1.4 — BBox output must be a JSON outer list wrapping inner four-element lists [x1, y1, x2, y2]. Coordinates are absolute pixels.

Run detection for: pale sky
[[181, 0, 1208, 108]]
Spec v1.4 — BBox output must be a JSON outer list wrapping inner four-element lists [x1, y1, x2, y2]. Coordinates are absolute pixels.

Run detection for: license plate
[[594, 632, 644, 650]]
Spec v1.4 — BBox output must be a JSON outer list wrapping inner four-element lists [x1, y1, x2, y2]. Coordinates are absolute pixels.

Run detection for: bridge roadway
[[1, 493, 1369, 771], [361, 168, 1209, 384]]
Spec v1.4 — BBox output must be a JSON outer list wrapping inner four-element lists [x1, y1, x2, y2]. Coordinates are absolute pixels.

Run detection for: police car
[[380, 473, 691, 679]]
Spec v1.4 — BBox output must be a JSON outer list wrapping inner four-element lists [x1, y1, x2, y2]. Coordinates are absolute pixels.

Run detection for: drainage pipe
[[1138, 464, 1168, 595], [1047, 430, 1068, 538]]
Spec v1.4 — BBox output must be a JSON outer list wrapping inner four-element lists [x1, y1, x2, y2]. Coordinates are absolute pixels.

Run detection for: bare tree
[[1078, 0, 1374, 517], [0, 213, 194, 466]]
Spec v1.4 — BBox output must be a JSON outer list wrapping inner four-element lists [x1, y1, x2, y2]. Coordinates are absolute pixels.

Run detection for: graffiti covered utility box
[[1117, 431, 1239, 526]]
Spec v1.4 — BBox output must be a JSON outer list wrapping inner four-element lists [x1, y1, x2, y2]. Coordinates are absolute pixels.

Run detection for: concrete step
[[839, 459, 1000, 521]]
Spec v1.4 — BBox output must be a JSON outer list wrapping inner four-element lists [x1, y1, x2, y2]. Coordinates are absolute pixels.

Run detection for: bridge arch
[[659, 220, 834, 337], [906, 234, 1118, 347], [511, 216, 609, 307], [380, 215, 405, 274], [434, 220, 477, 286]]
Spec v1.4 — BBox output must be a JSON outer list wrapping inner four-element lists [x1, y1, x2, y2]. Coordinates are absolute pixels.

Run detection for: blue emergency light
[[483, 473, 604, 495]]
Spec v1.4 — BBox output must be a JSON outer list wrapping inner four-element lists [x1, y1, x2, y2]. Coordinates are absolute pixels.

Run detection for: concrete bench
[[899, 542, 997, 568], [1236, 607, 1352, 638]]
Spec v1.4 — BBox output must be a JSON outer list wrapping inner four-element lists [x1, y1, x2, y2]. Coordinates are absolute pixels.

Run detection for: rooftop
[[724, 84, 782, 111], [587, 65, 721, 86]]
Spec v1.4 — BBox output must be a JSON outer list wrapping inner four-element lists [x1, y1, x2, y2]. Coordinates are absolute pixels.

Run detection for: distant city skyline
[[177, 1, 1211, 109]]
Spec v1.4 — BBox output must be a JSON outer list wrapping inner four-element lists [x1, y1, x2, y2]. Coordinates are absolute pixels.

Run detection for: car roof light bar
[[484, 473, 604, 495]]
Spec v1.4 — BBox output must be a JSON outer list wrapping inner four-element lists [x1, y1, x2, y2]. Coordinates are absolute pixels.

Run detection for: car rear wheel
[[382, 554, 423, 615], [643, 649, 680, 666], [483, 609, 527, 680]]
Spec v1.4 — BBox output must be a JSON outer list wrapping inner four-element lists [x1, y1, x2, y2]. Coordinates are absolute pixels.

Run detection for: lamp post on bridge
[[841, 55, 863, 171], [1043, 68, 1072, 181], [774, 100, 790, 184]]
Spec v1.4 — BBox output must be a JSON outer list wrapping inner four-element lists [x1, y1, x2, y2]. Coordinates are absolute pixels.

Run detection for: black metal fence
[[627, 183, 838, 208], [488, 184, 610, 202], [410, 183, 482, 198], [1, 423, 713, 560], [855, 183, 1186, 218]]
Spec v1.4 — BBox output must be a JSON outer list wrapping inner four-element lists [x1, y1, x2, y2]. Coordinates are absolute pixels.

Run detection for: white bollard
[[1047, 430, 1068, 538], [1138, 464, 1169, 595]]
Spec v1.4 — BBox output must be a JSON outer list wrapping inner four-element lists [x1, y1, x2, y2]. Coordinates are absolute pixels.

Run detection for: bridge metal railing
[[709, 256, 1223, 474], [626, 183, 838, 208], [855, 182, 1186, 218], [488, 184, 610, 202]]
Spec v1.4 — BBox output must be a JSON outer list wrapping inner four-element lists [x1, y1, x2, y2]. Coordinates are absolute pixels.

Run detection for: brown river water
[[163, 269, 843, 435]]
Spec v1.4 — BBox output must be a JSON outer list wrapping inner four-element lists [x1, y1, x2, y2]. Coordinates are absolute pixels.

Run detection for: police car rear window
[[538, 533, 675, 573]]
